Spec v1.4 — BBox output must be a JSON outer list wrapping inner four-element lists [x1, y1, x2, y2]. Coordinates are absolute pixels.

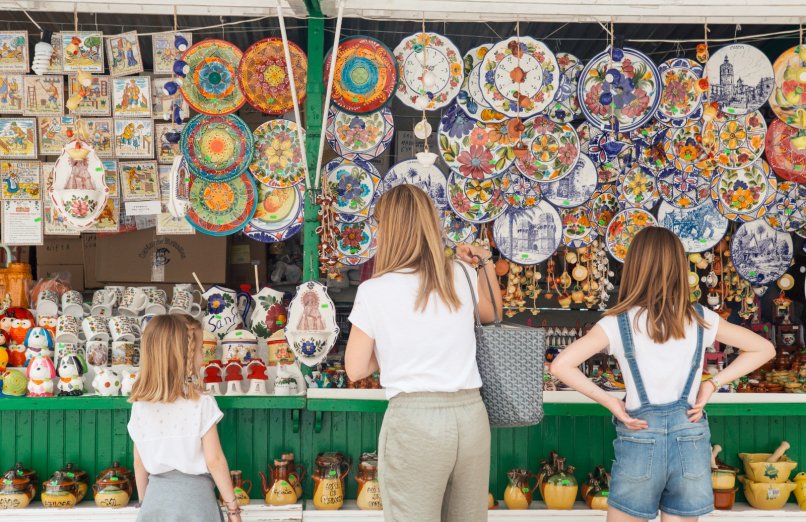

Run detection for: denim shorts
[[608, 400, 714, 520]]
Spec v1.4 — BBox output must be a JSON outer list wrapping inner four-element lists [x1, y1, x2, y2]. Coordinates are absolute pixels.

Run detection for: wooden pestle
[[711, 445, 722, 469], [766, 441, 790, 463]]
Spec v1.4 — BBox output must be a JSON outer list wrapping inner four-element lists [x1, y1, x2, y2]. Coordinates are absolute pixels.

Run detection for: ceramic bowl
[[794, 472, 806, 509], [739, 476, 796, 510], [739, 452, 798, 483], [284, 328, 340, 367]]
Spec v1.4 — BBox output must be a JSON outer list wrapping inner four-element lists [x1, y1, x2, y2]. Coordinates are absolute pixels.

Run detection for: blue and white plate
[[763, 180, 806, 233], [541, 155, 598, 209], [576, 121, 634, 184], [380, 157, 449, 210], [493, 201, 562, 265], [326, 157, 378, 215], [705, 44, 774, 116], [657, 199, 728, 253], [243, 183, 304, 243], [730, 219, 793, 286]]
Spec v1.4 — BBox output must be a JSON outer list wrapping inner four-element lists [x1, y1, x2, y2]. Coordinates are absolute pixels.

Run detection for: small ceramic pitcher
[[202, 285, 251, 339], [504, 469, 537, 510]]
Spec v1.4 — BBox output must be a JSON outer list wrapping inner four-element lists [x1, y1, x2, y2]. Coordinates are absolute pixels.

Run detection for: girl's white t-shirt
[[348, 262, 483, 400], [597, 306, 720, 410], [127, 394, 223, 475]]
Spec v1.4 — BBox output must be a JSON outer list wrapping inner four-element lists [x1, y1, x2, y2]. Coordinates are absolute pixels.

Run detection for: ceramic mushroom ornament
[[49, 140, 109, 229]]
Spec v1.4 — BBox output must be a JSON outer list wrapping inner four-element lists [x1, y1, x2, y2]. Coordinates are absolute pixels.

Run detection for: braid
[[181, 315, 202, 399]]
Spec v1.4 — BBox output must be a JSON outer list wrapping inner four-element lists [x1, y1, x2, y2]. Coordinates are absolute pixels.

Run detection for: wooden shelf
[[0, 394, 306, 411]]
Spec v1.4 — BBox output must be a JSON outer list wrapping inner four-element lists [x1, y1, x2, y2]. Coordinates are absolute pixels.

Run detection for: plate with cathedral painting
[[541, 155, 598, 209], [705, 44, 774, 115], [605, 208, 657, 263], [492, 201, 562, 265], [730, 218, 793, 286]]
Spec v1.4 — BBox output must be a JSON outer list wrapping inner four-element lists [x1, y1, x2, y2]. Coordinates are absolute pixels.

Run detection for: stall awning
[[3, 0, 309, 18]]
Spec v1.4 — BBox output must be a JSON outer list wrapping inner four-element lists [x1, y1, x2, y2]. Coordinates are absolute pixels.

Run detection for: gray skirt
[[137, 470, 225, 522]]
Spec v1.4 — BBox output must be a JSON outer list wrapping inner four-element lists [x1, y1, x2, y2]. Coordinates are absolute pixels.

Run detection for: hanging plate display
[[285, 281, 340, 367], [764, 180, 806, 232], [657, 199, 728, 253], [438, 103, 515, 180], [577, 121, 634, 183], [250, 119, 305, 188], [541, 155, 598, 208], [515, 115, 579, 182], [606, 208, 658, 263], [656, 58, 704, 127], [442, 210, 478, 246], [335, 218, 375, 259], [181, 113, 254, 182], [335, 167, 381, 224], [457, 44, 507, 123], [770, 45, 806, 128], [658, 164, 712, 209], [380, 156, 449, 210], [239, 37, 308, 115], [631, 121, 670, 174], [710, 159, 777, 222], [764, 118, 806, 183], [665, 123, 710, 172], [560, 206, 597, 248], [243, 183, 304, 243], [393, 32, 463, 111], [705, 44, 774, 116], [712, 111, 766, 170], [578, 47, 662, 133], [180, 39, 245, 116], [730, 219, 793, 286], [324, 36, 397, 114], [447, 171, 508, 224], [493, 202, 562, 265], [588, 184, 621, 235], [500, 164, 541, 208], [325, 157, 377, 215], [186, 172, 257, 236], [617, 163, 659, 210], [326, 105, 394, 161], [547, 53, 585, 124]]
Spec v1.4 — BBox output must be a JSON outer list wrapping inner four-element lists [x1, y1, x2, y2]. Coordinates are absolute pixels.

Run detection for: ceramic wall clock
[[285, 281, 340, 367], [393, 32, 463, 111], [180, 39, 245, 116], [515, 115, 580, 182], [442, 210, 478, 246], [712, 111, 766, 170], [617, 163, 659, 210], [656, 58, 703, 127], [181, 113, 254, 182], [250, 119, 305, 188], [185, 172, 257, 236], [500, 164, 541, 208], [763, 180, 806, 233], [705, 44, 774, 116], [326, 105, 393, 161], [336, 219, 377, 266], [49, 140, 110, 229], [710, 159, 777, 222], [447, 171, 508, 224], [560, 206, 597, 248], [380, 155, 449, 210], [243, 183, 304, 243], [730, 219, 793, 286], [577, 121, 634, 183], [541, 155, 598, 208], [764, 118, 806, 183], [578, 47, 662, 132], [457, 44, 507, 123], [239, 37, 308, 115], [605, 208, 658, 263], [324, 36, 396, 114], [665, 123, 710, 172], [547, 52, 584, 124], [657, 199, 728, 253], [769, 45, 806, 128], [438, 103, 514, 180], [493, 202, 562, 264], [631, 121, 670, 174], [326, 157, 378, 215], [587, 185, 620, 235], [658, 164, 712, 209]]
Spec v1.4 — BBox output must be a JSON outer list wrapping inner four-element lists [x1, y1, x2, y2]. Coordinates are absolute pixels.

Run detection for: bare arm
[[202, 425, 241, 522], [455, 244, 503, 325], [132, 444, 148, 505], [345, 326, 379, 382]]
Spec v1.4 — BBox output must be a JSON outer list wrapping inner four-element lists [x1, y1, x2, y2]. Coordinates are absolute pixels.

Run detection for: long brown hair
[[605, 227, 706, 343], [129, 314, 205, 403], [373, 184, 460, 311]]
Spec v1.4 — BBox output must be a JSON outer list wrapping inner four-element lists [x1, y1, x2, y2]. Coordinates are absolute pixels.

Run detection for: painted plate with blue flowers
[[710, 159, 777, 222], [447, 170, 508, 224], [336, 218, 378, 266], [658, 164, 713, 209], [442, 210, 478, 246], [493, 201, 562, 264], [500, 164, 541, 208], [541, 155, 598, 208], [326, 105, 394, 161], [336, 166, 381, 224], [657, 200, 728, 253], [379, 157, 449, 210], [457, 44, 507, 123], [656, 58, 703, 128], [630, 120, 670, 175], [547, 52, 584, 124], [763, 180, 806, 232], [243, 183, 304, 243], [326, 158, 377, 215], [181, 113, 254, 182], [181, 39, 245, 116], [576, 121, 634, 184]]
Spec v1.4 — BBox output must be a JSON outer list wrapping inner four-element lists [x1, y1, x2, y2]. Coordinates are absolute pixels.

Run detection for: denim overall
[[607, 305, 714, 520]]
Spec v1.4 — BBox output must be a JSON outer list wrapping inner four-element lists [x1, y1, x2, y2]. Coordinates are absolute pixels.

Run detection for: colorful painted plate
[[631, 121, 670, 175], [730, 219, 793, 286], [493, 202, 562, 264], [380, 157, 449, 210], [326, 105, 394, 161], [705, 44, 774, 116], [710, 159, 777, 222], [326, 157, 377, 215], [541, 155, 598, 208], [500, 164, 541, 208], [181, 114, 254, 182], [394, 32, 463, 111], [658, 164, 713, 209], [515, 115, 580, 182], [617, 164, 659, 210], [577, 121, 634, 184], [239, 37, 308, 115], [560, 206, 597, 248], [337, 219, 378, 266], [764, 118, 806, 183], [442, 210, 478, 246], [457, 44, 507, 123], [249, 119, 305, 188], [712, 111, 766, 170], [547, 53, 584, 124], [770, 45, 806, 129], [578, 47, 662, 132], [447, 171, 508, 224], [480, 36, 560, 118], [243, 183, 304, 243], [605, 208, 658, 263], [665, 123, 710, 172], [438, 103, 515, 180], [587, 184, 621, 235], [657, 199, 728, 253], [181, 39, 245, 116], [656, 58, 703, 126], [763, 180, 806, 233], [336, 167, 381, 224], [324, 36, 397, 114], [186, 172, 257, 236]]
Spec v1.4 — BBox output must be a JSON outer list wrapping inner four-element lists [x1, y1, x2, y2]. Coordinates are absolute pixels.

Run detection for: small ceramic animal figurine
[[92, 368, 121, 396], [7, 342, 26, 368], [0, 346, 7, 374], [24, 327, 55, 362], [26, 355, 56, 397], [37, 316, 58, 338], [246, 360, 269, 395], [203, 360, 223, 396], [0, 328, 8, 348], [57, 355, 88, 396], [224, 361, 243, 395], [5, 308, 34, 345], [120, 368, 140, 396]]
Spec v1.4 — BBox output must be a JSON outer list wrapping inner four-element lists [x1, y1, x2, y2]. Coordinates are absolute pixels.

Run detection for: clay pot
[[543, 459, 578, 510], [0, 470, 34, 509], [59, 463, 89, 503], [311, 453, 350, 511], [94, 461, 133, 508], [713, 487, 737, 510], [281, 452, 305, 500], [41, 472, 78, 509], [503, 469, 537, 510], [6, 463, 38, 498], [259, 459, 298, 506], [226, 470, 252, 507]]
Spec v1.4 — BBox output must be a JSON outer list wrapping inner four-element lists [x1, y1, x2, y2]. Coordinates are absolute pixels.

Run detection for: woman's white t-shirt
[[348, 262, 483, 400], [127, 394, 223, 475], [597, 307, 720, 410]]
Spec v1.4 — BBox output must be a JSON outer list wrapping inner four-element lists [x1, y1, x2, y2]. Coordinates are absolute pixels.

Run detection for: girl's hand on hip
[[607, 396, 648, 430], [687, 382, 715, 422]]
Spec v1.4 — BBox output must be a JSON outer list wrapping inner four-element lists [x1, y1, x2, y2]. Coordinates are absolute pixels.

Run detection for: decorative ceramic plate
[[617, 164, 659, 210], [587, 184, 621, 235], [515, 116, 580, 182], [493, 202, 562, 264], [577, 121, 634, 183], [560, 206, 597, 248], [393, 32, 463, 111], [250, 119, 306, 188], [326, 157, 378, 215], [631, 121, 670, 174], [442, 210, 478, 246], [457, 44, 507, 123], [712, 111, 766, 170], [541, 155, 598, 208], [186, 172, 257, 236], [243, 183, 304, 243], [657, 199, 728, 253], [336, 167, 381, 224], [438, 103, 515, 180], [770, 45, 806, 128], [665, 123, 710, 172], [324, 36, 397, 114], [658, 164, 712, 209], [730, 219, 793, 286], [181, 114, 254, 182], [547, 53, 584, 124], [500, 164, 541, 208], [578, 47, 662, 132], [605, 208, 658, 262], [705, 44, 774, 115], [656, 58, 703, 126], [181, 39, 245, 115], [480, 36, 560, 118], [763, 180, 806, 232], [711, 159, 777, 222], [380, 156, 449, 210], [447, 171, 508, 224], [326, 105, 394, 161], [337, 219, 378, 266], [239, 37, 308, 115], [764, 118, 806, 183]]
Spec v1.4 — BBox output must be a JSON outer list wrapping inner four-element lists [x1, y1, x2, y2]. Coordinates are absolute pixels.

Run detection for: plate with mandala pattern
[[324, 36, 397, 114], [239, 37, 308, 115], [763, 180, 806, 232], [656, 58, 703, 127], [186, 172, 257, 236], [394, 32, 463, 111], [712, 111, 766, 170], [493, 202, 562, 264], [515, 115, 579, 182], [181, 39, 245, 116], [710, 159, 777, 222], [249, 119, 305, 188], [617, 164, 659, 211], [326, 105, 394, 161], [658, 164, 713, 209], [447, 171, 508, 224], [181, 113, 254, 182], [605, 208, 658, 262]]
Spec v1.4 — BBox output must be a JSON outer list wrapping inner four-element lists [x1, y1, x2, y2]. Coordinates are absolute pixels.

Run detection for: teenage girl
[[127, 314, 242, 522], [551, 227, 774, 522]]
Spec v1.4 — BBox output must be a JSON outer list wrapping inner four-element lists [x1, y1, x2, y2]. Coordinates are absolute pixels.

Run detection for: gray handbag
[[459, 263, 546, 428]]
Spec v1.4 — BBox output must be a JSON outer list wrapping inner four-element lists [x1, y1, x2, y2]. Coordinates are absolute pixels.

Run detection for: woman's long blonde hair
[[129, 314, 205, 403], [605, 227, 706, 343], [373, 184, 460, 311]]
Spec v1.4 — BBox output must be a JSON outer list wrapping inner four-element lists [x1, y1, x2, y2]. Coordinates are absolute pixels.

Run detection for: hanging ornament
[[32, 30, 54, 75]]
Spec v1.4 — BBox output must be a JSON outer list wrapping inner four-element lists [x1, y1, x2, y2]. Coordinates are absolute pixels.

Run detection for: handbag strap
[[457, 261, 501, 327]]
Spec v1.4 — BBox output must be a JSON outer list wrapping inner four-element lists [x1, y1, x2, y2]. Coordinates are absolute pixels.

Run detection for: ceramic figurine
[[6, 308, 34, 346], [504, 469, 537, 510], [224, 361, 243, 395], [221, 329, 258, 363], [0, 328, 8, 348], [246, 359, 268, 395], [40, 471, 78, 508], [311, 454, 350, 511], [1, 369, 27, 396], [26, 355, 56, 396], [23, 327, 55, 362], [37, 315, 58, 339], [7, 342, 26, 368], [0, 469, 34, 509], [203, 360, 223, 395], [259, 459, 298, 506], [92, 368, 121, 396], [120, 367, 140, 396], [57, 354, 88, 396]]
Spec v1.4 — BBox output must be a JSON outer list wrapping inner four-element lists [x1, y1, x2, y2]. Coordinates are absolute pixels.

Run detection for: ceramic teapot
[[311, 453, 351, 511], [0, 470, 33, 509], [281, 452, 305, 499], [250, 287, 286, 340], [93, 461, 132, 508], [503, 469, 537, 510], [41, 471, 78, 508], [543, 457, 578, 510], [59, 463, 89, 503], [259, 459, 298, 506], [224, 470, 251, 507], [202, 286, 251, 339], [355, 459, 382, 510]]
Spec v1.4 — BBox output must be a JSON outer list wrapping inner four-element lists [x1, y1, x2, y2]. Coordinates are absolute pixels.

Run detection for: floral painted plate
[[657, 199, 728, 253], [186, 172, 257, 236], [764, 118, 806, 183], [631, 121, 670, 174], [541, 155, 598, 208], [457, 44, 507, 123], [705, 44, 774, 116], [712, 111, 766, 170], [493, 202, 562, 264], [664, 123, 710, 172], [442, 210, 478, 246], [243, 183, 304, 243], [587, 184, 621, 235], [326, 105, 394, 161], [394, 32, 463, 111], [447, 171, 508, 224], [480, 36, 560, 118], [239, 37, 308, 115], [730, 219, 793, 286], [578, 47, 662, 132], [710, 159, 777, 222], [181, 39, 245, 116], [515, 115, 580, 182], [326, 157, 378, 215], [324, 36, 397, 114], [617, 164, 659, 210], [763, 180, 806, 232], [547, 53, 584, 124], [336, 168, 381, 224], [769, 45, 806, 129], [500, 164, 541, 208], [577, 121, 634, 184], [658, 164, 713, 209], [560, 206, 597, 248], [181, 114, 254, 182], [656, 58, 703, 127], [250, 119, 305, 188], [337, 219, 378, 266], [605, 208, 658, 262], [380, 157, 449, 210]]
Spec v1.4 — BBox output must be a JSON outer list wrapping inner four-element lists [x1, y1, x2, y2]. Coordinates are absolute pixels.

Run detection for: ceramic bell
[[203, 360, 223, 395], [26, 355, 56, 397], [92, 368, 120, 396], [284, 281, 340, 367], [56, 354, 87, 396], [49, 140, 109, 229], [223, 361, 244, 395]]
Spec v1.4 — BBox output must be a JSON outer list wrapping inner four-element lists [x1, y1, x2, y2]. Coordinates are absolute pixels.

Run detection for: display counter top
[[0, 394, 307, 411]]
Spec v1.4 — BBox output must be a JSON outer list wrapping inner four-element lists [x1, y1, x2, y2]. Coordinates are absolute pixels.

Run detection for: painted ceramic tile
[[43, 199, 81, 235], [113, 118, 153, 158], [105, 31, 144, 77], [119, 161, 159, 201], [67, 75, 111, 116], [0, 118, 37, 159], [493, 202, 562, 264], [83, 118, 115, 157], [155, 123, 183, 164], [112, 76, 152, 117], [393, 32, 462, 111], [102, 160, 119, 198], [0, 161, 41, 199], [730, 219, 792, 286], [44, 32, 63, 74], [62, 32, 104, 73], [87, 198, 120, 233], [152, 77, 190, 121], [152, 32, 192, 75], [0, 32, 29, 72], [38, 116, 78, 155], [157, 164, 194, 235], [657, 199, 728, 253], [22, 75, 63, 116], [541, 155, 598, 208], [41, 162, 55, 192], [706, 44, 774, 115], [0, 73, 23, 113]]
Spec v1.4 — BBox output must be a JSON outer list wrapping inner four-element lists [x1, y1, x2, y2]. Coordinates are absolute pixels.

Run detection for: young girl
[[550, 227, 774, 522], [128, 314, 241, 522]]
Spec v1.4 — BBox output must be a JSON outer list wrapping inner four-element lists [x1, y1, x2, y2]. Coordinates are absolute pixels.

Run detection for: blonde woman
[[128, 314, 241, 522], [551, 227, 774, 522], [345, 184, 503, 522]]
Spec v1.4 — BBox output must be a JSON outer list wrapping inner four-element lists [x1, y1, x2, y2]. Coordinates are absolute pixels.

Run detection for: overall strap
[[617, 311, 650, 407], [681, 304, 706, 402]]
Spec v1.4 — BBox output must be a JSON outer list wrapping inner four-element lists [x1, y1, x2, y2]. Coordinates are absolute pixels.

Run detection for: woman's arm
[[345, 326, 379, 382], [202, 425, 241, 522], [455, 244, 503, 324], [133, 444, 148, 505]]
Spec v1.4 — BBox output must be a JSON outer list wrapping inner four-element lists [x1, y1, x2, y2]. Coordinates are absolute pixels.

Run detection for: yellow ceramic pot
[[312, 478, 343, 510], [41, 491, 77, 509], [0, 491, 31, 509], [93, 488, 130, 508], [739, 453, 798, 483], [739, 476, 796, 510], [589, 493, 608, 511], [794, 472, 806, 510], [711, 468, 737, 490], [543, 483, 578, 510], [266, 479, 298, 506]]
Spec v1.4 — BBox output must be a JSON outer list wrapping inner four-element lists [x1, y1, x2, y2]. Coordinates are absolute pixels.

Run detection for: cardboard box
[[95, 229, 227, 284], [38, 264, 85, 291], [82, 234, 101, 290], [227, 235, 268, 289], [36, 237, 84, 265]]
